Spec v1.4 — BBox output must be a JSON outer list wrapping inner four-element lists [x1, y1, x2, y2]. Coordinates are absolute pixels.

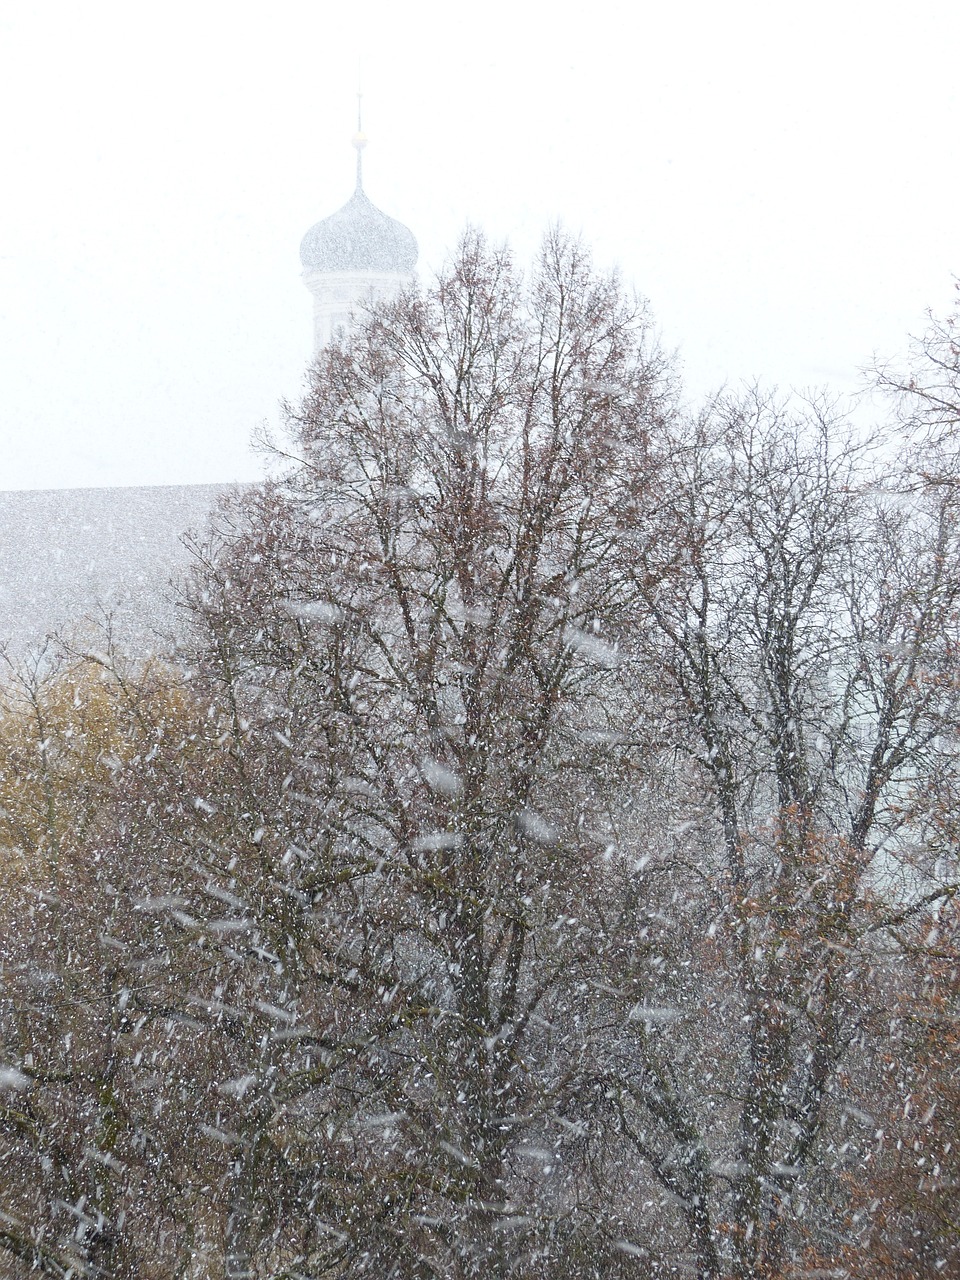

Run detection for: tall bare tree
[[176, 229, 676, 1278]]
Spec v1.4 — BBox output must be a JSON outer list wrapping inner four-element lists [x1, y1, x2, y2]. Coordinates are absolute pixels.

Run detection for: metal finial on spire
[[351, 81, 367, 193]]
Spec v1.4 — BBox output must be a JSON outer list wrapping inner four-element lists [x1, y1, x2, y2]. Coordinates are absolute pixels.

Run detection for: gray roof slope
[[0, 484, 232, 656]]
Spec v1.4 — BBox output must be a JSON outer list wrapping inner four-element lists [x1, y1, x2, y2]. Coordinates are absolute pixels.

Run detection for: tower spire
[[300, 71, 418, 353], [352, 83, 367, 193]]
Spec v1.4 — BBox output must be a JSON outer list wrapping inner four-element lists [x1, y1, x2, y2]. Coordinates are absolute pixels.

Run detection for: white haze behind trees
[[0, 0, 958, 489], [1, 231, 960, 1279]]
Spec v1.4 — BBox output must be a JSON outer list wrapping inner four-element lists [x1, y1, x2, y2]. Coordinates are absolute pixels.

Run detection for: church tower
[[300, 105, 418, 352]]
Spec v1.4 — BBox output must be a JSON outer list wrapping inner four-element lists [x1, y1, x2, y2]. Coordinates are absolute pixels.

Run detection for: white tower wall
[[303, 267, 412, 353], [300, 122, 418, 356]]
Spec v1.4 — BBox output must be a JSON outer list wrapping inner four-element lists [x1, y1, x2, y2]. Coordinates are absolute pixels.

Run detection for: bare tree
[[874, 281, 960, 477], [587, 388, 960, 1277], [166, 229, 679, 1278]]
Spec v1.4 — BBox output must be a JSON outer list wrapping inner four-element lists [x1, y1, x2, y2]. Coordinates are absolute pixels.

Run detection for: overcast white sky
[[0, 0, 957, 491]]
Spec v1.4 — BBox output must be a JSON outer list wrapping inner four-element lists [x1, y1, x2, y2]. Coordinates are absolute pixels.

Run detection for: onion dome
[[300, 188, 418, 274], [300, 125, 418, 274]]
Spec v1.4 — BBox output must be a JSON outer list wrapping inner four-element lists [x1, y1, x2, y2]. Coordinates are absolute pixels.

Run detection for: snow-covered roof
[[300, 186, 418, 275], [0, 484, 231, 657]]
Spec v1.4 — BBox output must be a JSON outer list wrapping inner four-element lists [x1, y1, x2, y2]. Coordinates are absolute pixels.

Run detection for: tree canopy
[[2, 234, 960, 1280]]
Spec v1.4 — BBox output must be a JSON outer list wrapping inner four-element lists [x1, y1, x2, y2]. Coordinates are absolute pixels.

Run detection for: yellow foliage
[[0, 657, 195, 878]]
